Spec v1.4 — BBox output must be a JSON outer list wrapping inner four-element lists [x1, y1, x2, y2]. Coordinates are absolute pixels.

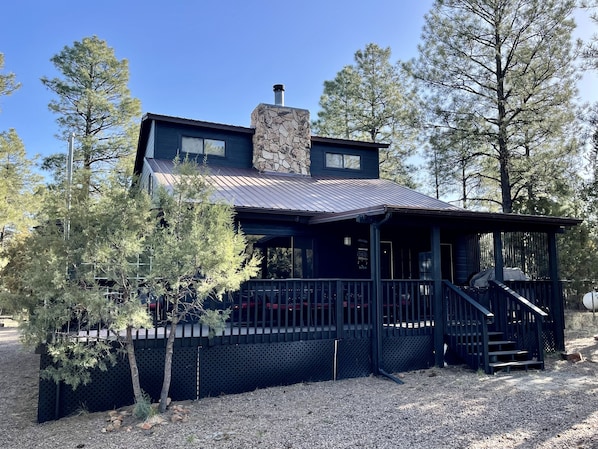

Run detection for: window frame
[[181, 135, 226, 158], [325, 152, 361, 170]]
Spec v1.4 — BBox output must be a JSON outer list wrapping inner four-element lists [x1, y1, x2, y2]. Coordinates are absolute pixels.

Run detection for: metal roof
[[147, 159, 461, 215]]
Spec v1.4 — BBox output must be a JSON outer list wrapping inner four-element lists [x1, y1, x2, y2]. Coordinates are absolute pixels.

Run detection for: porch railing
[[381, 280, 434, 336], [444, 280, 494, 373], [66, 278, 436, 344], [488, 280, 548, 362]]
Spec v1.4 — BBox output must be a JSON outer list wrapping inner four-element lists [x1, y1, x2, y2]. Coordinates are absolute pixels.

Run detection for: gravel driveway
[[1, 316, 597, 449]]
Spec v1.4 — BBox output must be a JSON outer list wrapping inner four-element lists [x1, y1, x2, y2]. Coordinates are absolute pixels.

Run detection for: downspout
[[367, 211, 403, 384]]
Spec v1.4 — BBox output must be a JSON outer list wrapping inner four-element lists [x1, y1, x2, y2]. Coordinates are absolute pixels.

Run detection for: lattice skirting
[[37, 336, 435, 422]]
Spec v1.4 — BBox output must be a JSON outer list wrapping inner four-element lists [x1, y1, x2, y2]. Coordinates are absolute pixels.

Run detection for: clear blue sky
[[0, 0, 596, 163]]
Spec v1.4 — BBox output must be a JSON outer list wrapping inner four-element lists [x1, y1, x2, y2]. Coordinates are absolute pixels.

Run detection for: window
[[181, 136, 225, 157], [204, 139, 225, 156], [325, 152, 361, 170]]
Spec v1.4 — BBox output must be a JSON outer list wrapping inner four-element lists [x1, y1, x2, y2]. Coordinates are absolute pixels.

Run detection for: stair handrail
[[444, 281, 494, 319], [490, 281, 549, 318], [443, 281, 494, 373], [488, 280, 547, 364]]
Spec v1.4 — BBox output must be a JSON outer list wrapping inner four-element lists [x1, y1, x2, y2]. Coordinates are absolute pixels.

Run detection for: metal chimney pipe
[[273, 84, 285, 106]]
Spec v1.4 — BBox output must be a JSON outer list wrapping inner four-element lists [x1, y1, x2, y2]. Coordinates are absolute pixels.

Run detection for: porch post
[[370, 221, 382, 375], [493, 231, 504, 282], [431, 225, 444, 368], [548, 231, 565, 351]]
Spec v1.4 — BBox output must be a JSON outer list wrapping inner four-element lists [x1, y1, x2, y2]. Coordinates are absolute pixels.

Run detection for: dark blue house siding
[[152, 121, 254, 169], [310, 141, 379, 179]]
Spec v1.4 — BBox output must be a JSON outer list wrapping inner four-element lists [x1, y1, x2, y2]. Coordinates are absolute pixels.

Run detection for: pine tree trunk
[[125, 326, 143, 404], [159, 317, 177, 413]]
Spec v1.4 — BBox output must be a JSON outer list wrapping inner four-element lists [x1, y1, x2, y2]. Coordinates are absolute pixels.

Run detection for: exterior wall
[[251, 104, 311, 175], [310, 141, 380, 179], [145, 121, 155, 158], [152, 121, 254, 169]]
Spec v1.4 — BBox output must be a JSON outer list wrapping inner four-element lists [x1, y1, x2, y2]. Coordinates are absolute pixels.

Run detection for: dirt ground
[[0, 313, 597, 449]]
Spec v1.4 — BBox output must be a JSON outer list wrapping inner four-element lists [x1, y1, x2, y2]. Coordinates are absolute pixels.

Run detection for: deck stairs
[[446, 326, 544, 374], [486, 331, 544, 374]]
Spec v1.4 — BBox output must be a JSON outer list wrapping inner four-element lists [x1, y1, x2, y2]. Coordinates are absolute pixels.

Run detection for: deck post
[[492, 231, 505, 331], [370, 221, 382, 375], [548, 231, 565, 351], [431, 225, 444, 368], [493, 231, 504, 282]]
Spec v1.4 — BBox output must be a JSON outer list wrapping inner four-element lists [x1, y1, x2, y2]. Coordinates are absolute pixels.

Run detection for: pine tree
[[313, 43, 421, 186], [0, 53, 20, 106], [0, 129, 43, 253], [41, 36, 141, 196], [148, 159, 259, 413], [410, 0, 581, 213]]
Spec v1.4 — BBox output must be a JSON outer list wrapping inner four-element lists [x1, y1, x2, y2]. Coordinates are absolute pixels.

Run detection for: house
[[37, 85, 581, 422]]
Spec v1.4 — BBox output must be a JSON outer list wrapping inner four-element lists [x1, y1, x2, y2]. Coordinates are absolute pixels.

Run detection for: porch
[[37, 276, 558, 422]]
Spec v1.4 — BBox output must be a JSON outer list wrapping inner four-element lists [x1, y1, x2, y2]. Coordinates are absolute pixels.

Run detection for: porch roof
[[146, 159, 581, 232]]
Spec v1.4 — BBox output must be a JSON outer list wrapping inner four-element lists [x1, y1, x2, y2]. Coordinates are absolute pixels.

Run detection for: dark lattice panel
[[199, 340, 334, 398], [382, 335, 434, 373], [543, 328, 557, 353], [59, 351, 133, 418], [336, 339, 371, 380], [37, 354, 58, 423], [37, 345, 199, 422], [169, 347, 198, 401]]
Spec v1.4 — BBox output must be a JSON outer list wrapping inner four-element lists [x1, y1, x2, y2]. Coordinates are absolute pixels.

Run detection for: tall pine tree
[[41, 36, 141, 196], [410, 0, 581, 213], [313, 43, 421, 186]]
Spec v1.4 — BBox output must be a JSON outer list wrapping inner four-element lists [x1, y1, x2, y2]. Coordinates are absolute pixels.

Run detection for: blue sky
[[0, 0, 596, 164]]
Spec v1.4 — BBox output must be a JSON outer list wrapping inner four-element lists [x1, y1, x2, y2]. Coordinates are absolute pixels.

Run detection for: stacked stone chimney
[[251, 84, 311, 175]]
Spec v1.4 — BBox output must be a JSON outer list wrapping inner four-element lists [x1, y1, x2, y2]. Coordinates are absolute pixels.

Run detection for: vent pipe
[[273, 84, 285, 106]]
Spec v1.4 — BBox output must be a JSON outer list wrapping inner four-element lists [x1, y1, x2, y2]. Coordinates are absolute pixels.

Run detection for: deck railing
[[444, 280, 494, 372], [68, 278, 437, 343], [488, 280, 548, 361], [381, 280, 434, 336]]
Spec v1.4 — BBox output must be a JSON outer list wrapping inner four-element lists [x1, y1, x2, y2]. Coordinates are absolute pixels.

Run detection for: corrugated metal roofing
[[147, 159, 462, 215]]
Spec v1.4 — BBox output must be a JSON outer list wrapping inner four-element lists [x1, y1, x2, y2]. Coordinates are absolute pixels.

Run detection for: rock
[[561, 352, 583, 362], [137, 422, 153, 430]]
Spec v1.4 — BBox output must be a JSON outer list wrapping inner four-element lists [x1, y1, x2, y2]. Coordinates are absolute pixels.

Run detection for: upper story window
[[325, 152, 361, 170], [181, 136, 226, 157]]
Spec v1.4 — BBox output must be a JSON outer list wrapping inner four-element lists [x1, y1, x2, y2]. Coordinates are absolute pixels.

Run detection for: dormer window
[[325, 152, 361, 170], [181, 136, 226, 157]]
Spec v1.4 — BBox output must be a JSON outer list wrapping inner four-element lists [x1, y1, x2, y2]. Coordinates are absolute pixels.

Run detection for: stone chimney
[[251, 84, 311, 175]]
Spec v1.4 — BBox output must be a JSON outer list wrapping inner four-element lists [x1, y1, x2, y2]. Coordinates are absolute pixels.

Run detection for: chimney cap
[[273, 84, 285, 92]]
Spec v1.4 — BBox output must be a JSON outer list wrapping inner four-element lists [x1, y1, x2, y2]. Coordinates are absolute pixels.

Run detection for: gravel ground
[[1, 315, 597, 449]]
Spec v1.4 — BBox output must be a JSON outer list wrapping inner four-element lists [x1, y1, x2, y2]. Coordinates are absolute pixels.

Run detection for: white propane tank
[[582, 291, 598, 311]]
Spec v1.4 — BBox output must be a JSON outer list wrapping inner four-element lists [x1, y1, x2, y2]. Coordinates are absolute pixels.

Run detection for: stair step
[[447, 331, 504, 338], [488, 340, 516, 346], [489, 360, 544, 373], [488, 350, 528, 357]]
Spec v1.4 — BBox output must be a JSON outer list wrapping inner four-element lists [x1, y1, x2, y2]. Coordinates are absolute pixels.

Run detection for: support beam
[[370, 222, 382, 375], [431, 226, 444, 368], [548, 231, 565, 351]]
